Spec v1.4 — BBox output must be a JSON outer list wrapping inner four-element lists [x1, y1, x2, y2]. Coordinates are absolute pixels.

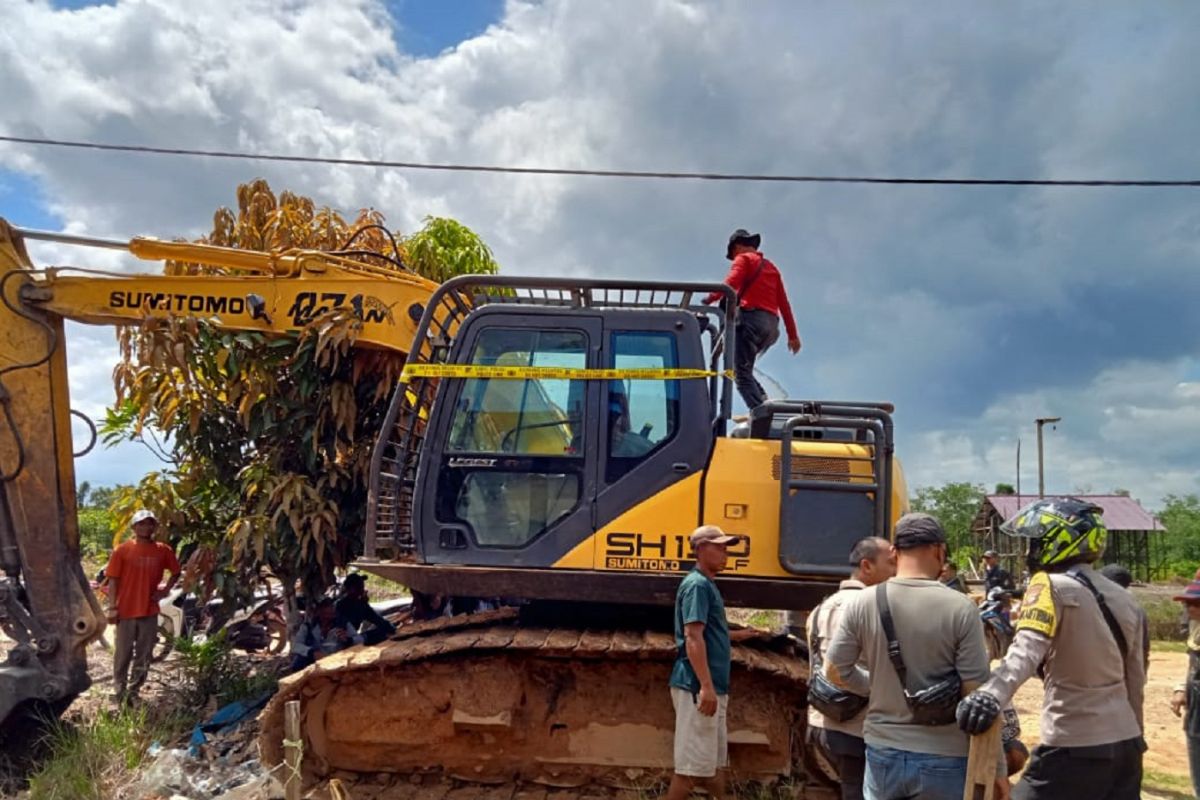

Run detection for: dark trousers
[[1013, 737, 1145, 800], [809, 727, 865, 800], [733, 309, 780, 409], [113, 616, 158, 700]]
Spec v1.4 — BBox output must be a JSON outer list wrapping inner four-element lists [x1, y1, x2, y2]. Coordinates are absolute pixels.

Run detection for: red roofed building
[[972, 494, 1166, 582]]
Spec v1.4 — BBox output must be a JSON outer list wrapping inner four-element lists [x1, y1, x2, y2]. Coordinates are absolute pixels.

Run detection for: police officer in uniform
[[956, 498, 1146, 800]]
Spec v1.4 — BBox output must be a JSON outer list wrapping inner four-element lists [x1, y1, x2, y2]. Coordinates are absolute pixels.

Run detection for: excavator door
[[411, 306, 711, 569]]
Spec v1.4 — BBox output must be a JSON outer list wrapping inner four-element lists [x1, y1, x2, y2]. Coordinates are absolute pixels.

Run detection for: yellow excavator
[[0, 218, 907, 790]]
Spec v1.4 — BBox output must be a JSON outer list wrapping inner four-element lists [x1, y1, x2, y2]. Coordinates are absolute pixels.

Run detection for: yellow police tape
[[401, 363, 734, 382]]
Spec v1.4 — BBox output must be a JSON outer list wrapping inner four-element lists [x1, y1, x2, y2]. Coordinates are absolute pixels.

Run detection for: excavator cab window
[[447, 328, 586, 455], [606, 331, 679, 482], [437, 326, 590, 550]]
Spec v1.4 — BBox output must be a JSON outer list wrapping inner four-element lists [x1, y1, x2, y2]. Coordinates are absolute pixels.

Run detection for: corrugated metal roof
[[984, 494, 1164, 531]]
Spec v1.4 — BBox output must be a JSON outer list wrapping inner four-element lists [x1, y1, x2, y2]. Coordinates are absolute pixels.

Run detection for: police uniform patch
[[1016, 571, 1057, 637]]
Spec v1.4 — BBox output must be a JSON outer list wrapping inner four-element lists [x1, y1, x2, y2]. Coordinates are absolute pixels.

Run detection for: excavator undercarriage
[[260, 607, 809, 790]]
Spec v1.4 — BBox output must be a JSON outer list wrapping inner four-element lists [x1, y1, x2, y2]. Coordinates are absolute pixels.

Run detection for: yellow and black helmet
[[1000, 497, 1107, 570]]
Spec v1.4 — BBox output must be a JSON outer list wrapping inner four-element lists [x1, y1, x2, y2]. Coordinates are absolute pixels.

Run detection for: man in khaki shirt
[[807, 537, 895, 800], [958, 498, 1146, 800], [826, 514, 1005, 800]]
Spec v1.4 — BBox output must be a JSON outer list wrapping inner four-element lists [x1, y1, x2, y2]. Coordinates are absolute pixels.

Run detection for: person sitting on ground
[[1100, 563, 1150, 672], [289, 597, 360, 672], [336, 573, 397, 646], [940, 560, 969, 594]]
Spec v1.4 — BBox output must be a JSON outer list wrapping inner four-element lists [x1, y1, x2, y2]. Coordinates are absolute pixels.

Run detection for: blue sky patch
[[0, 168, 59, 230], [385, 0, 504, 56]]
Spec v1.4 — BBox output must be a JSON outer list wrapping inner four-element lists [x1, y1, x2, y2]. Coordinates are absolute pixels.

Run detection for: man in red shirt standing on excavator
[[704, 229, 801, 410]]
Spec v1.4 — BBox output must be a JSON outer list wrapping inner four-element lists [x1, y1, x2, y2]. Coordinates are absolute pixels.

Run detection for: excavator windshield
[[446, 328, 584, 456]]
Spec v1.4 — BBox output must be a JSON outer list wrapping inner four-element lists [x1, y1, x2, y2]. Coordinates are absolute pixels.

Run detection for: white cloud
[[1, 0, 1198, 502], [905, 359, 1200, 506]]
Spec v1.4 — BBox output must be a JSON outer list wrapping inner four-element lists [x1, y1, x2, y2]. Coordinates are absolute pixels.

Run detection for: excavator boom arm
[[26, 271, 426, 350], [0, 219, 434, 728]]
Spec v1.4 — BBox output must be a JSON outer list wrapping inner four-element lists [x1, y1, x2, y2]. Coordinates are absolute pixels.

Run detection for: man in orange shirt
[[704, 229, 801, 410], [105, 509, 181, 705]]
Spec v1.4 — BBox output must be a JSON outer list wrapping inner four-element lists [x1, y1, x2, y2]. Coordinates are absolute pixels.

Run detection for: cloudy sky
[[2, 0, 1198, 509]]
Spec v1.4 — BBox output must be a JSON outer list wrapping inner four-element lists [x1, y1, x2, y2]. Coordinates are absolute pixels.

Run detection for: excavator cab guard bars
[[764, 401, 896, 577]]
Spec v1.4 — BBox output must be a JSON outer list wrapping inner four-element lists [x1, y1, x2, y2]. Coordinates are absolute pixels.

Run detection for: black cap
[[344, 573, 368, 587], [893, 513, 947, 550], [726, 228, 761, 260]]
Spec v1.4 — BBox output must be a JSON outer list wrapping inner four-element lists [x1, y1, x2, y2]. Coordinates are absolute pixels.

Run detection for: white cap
[[131, 509, 158, 526]]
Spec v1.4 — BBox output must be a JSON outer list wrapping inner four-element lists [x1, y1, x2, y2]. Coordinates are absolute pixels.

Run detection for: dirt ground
[[1012, 648, 1192, 798], [7, 625, 1193, 798]]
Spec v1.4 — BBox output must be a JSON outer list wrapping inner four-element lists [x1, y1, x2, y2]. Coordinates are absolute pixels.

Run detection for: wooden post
[[963, 720, 1003, 800], [284, 699, 302, 800]]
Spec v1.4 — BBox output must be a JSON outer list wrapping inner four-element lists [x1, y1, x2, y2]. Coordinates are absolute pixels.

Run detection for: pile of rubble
[[136, 695, 284, 800]]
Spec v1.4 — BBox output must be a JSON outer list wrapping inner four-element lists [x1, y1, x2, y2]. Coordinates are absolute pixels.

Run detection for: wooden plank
[[284, 699, 302, 800], [963, 720, 1002, 800]]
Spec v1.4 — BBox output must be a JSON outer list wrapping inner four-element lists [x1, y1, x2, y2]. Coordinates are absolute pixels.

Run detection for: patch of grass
[[732, 778, 802, 799], [173, 631, 279, 706], [27, 707, 188, 800], [1143, 596, 1188, 641], [1152, 639, 1190, 653], [1143, 768, 1194, 799], [728, 608, 783, 631]]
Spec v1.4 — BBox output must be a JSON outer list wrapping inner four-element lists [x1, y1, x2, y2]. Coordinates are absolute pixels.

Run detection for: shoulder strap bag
[[807, 596, 870, 722], [876, 583, 962, 726]]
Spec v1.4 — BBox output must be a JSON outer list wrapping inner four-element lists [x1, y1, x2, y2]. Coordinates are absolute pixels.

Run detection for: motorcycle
[[92, 569, 287, 660], [980, 586, 1016, 660], [207, 592, 289, 655]]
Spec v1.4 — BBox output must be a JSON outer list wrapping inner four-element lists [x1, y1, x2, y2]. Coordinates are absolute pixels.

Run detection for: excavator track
[[260, 608, 815, 791]]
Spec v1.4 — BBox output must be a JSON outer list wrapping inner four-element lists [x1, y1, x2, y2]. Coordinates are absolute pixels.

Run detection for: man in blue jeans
[[825, 513, 1006, 800]]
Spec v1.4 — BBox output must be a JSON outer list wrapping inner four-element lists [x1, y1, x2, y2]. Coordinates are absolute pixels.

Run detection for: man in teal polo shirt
[[666, 525, 750, 800]]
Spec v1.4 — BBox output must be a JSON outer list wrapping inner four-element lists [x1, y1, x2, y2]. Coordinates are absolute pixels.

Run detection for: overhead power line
[[2, 134, 1199, 187]]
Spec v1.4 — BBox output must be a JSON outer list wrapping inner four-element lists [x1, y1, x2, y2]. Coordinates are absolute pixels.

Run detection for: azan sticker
[[1016, 571, 1058, 638]]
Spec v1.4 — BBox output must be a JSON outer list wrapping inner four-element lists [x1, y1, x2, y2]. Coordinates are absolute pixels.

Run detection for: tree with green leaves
[[1161, 494, 1200, 576], [910, 482, 987, 563], [102, 179, 499, 614]]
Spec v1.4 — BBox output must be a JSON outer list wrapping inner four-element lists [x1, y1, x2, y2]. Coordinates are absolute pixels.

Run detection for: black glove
[[956, 690, 1001, 735]]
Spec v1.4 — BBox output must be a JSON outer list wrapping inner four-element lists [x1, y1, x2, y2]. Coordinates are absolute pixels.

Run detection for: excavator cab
[[363, 276, 905, 610]]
